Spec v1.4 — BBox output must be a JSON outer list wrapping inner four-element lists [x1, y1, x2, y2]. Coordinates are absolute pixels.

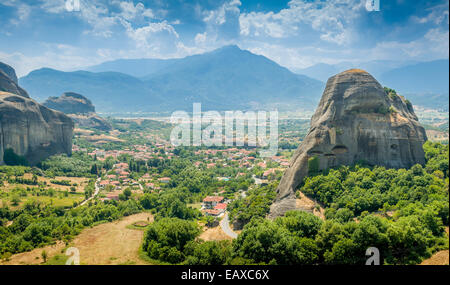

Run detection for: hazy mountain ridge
[[295, 59, 449, 110], [20, 46, 325, 113]]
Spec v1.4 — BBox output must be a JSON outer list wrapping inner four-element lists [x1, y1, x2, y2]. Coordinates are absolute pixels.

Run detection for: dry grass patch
[[199, 226, 232, 241], [296, 192, 325, 220], [70, 212, 153, 265], [1, 212, 154, 265], [1, 241, 66, 265], [420, 250, 449, 265]]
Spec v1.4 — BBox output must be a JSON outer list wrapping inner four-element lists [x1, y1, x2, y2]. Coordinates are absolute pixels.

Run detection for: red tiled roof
[[203, 196, 224, 202], [204, 209, 221, 215], [214, 203, 227, 210]]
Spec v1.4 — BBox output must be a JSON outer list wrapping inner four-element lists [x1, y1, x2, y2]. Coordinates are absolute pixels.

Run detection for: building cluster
[[201, 196, 227, 217]]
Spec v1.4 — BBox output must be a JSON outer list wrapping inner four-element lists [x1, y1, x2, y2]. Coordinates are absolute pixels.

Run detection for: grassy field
[[0, 172, 90, 209], [187, 202, 202, 209], [1, 212, 154, 265]]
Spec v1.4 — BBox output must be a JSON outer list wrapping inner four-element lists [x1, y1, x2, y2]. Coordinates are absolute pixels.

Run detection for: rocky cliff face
[[269, 69, 427, 218], [0, 62, 73, 165], [0, 63, 29, 98], [43, 92, 112, 131], [43, 92, 95, 114]]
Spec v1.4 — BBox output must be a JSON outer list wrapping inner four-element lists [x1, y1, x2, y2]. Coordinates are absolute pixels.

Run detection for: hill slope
[[19, 69, 163, 112], [20, 45, 324, 112]]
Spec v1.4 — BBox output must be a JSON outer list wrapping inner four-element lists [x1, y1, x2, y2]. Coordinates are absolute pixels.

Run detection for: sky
[[0, 0, 448, 76]]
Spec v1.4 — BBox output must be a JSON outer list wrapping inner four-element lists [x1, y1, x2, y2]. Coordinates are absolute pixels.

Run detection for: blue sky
[[0, 0, 448, 76]]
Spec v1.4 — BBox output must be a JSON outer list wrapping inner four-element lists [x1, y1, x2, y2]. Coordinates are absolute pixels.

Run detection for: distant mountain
[[20, 45, 324, 113], [293, 63, 339, 82], [19, 69, 162, 112], [378, 59, 449, 94], [295, 59, 449, 110], [142, 45, 324, 111], [86, 58, 178, 78], [295, 60, 418, 82]]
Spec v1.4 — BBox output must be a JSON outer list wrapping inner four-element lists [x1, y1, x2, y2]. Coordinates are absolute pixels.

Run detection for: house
[[105, 193, 119, 201], [99, 180, 109, 188], [257, 162, 267, 168], [158, 177, 171, 183], [203, 209, 222, 217], [202, 196, 224, 209], [262, 169, 276, 179], [214, 203, 227, 212]]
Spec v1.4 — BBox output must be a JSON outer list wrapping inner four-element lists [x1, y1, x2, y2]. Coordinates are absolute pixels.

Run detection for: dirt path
[[1, 212, 154, 265], [78, 177, 101, 207]]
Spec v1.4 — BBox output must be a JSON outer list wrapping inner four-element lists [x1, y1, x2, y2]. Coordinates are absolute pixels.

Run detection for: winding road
[[78, 177, 101, 207], [220, 212, 238, 239]]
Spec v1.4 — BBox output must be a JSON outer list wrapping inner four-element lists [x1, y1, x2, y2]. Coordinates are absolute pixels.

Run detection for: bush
[[3, 149, 28, 166], [142, 218, 200, 263]]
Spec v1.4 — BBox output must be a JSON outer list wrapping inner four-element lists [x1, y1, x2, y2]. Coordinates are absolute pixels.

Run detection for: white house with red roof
[[202, 196, 224, 210]]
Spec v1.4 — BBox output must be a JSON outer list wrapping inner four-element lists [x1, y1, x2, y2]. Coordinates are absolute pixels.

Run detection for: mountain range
[[18, 46, 449, 112], [295, 59, 449, 110], [19, 45, 324, 113]]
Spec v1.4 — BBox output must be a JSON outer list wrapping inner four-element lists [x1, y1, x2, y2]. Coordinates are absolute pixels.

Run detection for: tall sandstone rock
[[269, 69, 427, 218], [43, 92, 112, 131], [0, 62, 73, 165]]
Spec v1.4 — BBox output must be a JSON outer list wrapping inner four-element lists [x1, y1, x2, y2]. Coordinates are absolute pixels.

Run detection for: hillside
[[20, 46, 324, 113], [19, 69, 162, 112], [86, 58, 178, 78]]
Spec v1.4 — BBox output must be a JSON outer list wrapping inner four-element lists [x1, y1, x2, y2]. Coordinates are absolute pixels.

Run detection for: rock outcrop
[[0, 62, 74, 165], [43, 92, 95, 114], [43, 92, 112, 131], [0, 62, 29, 98], [269, 69, 427, 218]]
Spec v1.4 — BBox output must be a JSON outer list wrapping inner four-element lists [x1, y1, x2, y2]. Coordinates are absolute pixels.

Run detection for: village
[[73, 140, 291, 217]]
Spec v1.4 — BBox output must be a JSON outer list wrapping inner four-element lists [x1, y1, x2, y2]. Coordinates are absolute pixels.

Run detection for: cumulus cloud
[[0, 0, 448, 75], [0, 43, 104, 76], [240, 0, 363, 45]]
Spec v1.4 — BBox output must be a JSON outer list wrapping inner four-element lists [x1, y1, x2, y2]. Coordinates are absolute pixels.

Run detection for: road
[[78, 177, 101, 207], [252, 174, 263, 185], [220, 212, 238, 239]]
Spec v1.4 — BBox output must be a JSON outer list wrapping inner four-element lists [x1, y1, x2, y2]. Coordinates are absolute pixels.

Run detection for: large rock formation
[[43, 92, 112, 131], [269, 69, 427, 218], [0, 62, 29, 98], [43, 92, 95, 114], [0, 62, 74, 165]]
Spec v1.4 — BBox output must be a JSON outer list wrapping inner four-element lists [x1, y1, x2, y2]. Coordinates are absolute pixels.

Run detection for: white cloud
[[113, 1, 153, 21], [411, 3, 449, 25], [239, 0, 363, 45], [40, 0, 67, 13], [194, 32, 207, 45], [203, 0, 241, 25], [0, 43, 104, 77]]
